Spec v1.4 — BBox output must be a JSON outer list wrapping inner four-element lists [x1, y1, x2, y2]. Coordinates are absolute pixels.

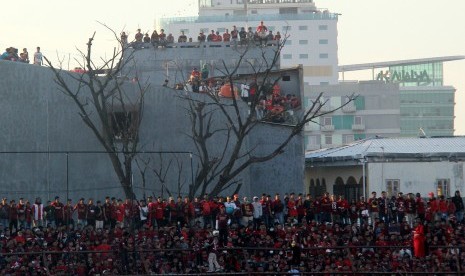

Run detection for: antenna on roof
[[418, 127, 427, 138]]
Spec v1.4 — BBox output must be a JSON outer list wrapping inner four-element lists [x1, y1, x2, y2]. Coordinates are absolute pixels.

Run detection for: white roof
[[306, 136, 465, 162], [339, 56, 465, 72]]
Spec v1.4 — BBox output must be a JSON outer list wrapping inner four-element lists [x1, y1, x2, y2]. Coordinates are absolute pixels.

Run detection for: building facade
[[339, 56, 464, 139], [304, 81, 401, 150], [305, 137, 465, 201], [159, 0, 339, 85]]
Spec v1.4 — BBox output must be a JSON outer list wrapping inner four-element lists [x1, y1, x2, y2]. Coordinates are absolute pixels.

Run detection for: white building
[[158, 0, 339, 86], [305, 137, 465, 201]]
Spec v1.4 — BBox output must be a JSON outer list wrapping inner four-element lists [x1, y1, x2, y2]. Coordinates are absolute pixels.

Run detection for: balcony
[[352, 124, 365, 131], [342, 104, 356, 113], [321, 125, 335, 132]]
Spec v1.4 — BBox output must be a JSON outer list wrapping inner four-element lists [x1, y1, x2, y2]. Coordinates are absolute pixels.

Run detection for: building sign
[[377, 69, 431, 84]]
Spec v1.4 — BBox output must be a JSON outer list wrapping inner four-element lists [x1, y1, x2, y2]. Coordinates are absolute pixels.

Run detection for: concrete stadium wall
[[0, 59, 303, 201]]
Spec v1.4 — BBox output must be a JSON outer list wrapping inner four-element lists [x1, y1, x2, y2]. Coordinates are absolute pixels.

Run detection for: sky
[[2, 0, 464, 134]]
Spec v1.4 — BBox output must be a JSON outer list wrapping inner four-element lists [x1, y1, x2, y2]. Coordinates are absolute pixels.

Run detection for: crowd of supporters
[[0, 46, 43, 65], [123, 21, 282, 49], [0, 190, 464, 274]]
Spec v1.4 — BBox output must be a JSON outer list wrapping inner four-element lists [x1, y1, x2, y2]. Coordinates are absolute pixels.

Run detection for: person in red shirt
[[413, 218, 426, 258], [155, 197, 165, 228], [287, 193, 297, 221], [147, 196, 157, 228], [428, 192, 439, 221], [415, 193, 426, 222], [74, 198, 87, 226], [17, 198, 26, 229], [396, 193, 406, 223], [337, 195, 350, 225], [437, 195, 449, 221], [256, 21, 268, 45], [222, 29, 231, 42], [52, 196, 65, 227], [201, 195, 212, 229], [207, 30, 217, 42], [25, 202, 33, 229], [296, 193, 305, 224], [320, 192, 332, 223], [115, 199, 124, 226]]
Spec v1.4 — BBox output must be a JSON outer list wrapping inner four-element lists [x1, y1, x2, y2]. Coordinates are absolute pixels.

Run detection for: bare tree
[[182, 38, 356, 198], [44, 25, 148, 199]]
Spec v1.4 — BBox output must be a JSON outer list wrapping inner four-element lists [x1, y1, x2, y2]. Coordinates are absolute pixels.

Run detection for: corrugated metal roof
[[305, 137, 465, 161]]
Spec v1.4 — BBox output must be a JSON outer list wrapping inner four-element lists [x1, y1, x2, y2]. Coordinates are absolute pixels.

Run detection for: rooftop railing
[[200, 0, 314, 8], [160, 12, 338, 27]]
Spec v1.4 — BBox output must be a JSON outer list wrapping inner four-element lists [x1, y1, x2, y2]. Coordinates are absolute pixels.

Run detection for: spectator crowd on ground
[[0, 190, 464, 275]]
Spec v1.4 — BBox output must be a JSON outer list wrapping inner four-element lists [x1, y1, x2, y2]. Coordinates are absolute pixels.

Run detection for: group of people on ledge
[[0, 46, 43, 65], [122, 21, 282, 49]]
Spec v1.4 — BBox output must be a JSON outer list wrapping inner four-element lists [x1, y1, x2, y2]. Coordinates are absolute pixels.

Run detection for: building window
[[319, 53, 329, 59], [283, 54, 292, 59], [324, 134, 332, 145], [299, 25, 308, 30], [299, 54, 308, 59], [436, 179, 450, 197], [282, 25, 292, 32], [319, 25, 328, 30], [343, 134, 354, 144], [251, 9, 257, 14], [109, 110, 139, 141], [320, 82, 329, 85], [354, 116, 363, 125], [286, 40, 292, 45], [319, 39, 328, 44], [323, 117, 332, 126], [299, 40, 308, 45], [386, 179, 400, 197], [308, 135, 318, 145]]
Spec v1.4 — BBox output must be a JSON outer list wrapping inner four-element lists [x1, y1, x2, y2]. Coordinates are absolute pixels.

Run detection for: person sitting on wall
[[135, 29, 143, 43], [166, 33, 174, 44], [178, 31, 187, 43], [159, 29, 167, 47], [274, 31, 281, 41], [247, 27, 255, 45], [150, 30, 159, 46], [213, 31, 222, 42], [207, 30, 217, 42], [190, 68, 201, 82], [120, 32, 128, 46], [201, 64, 209, 80], [256, 21, 268, 46], [222, 29, 231, 42], [231, 26, 239, 42], [266, 30, 274, 45], [239, 27, 247, 45], [143, 33, 150, 43], [198, 32, 206, 42]]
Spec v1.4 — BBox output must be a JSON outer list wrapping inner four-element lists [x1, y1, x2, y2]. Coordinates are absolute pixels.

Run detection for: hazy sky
[[2, 0, 464, 134]]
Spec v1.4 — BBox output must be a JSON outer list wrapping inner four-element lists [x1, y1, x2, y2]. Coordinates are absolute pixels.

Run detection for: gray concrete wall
[[0, 58, 302, 202], [123, 43, 280, 86]]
